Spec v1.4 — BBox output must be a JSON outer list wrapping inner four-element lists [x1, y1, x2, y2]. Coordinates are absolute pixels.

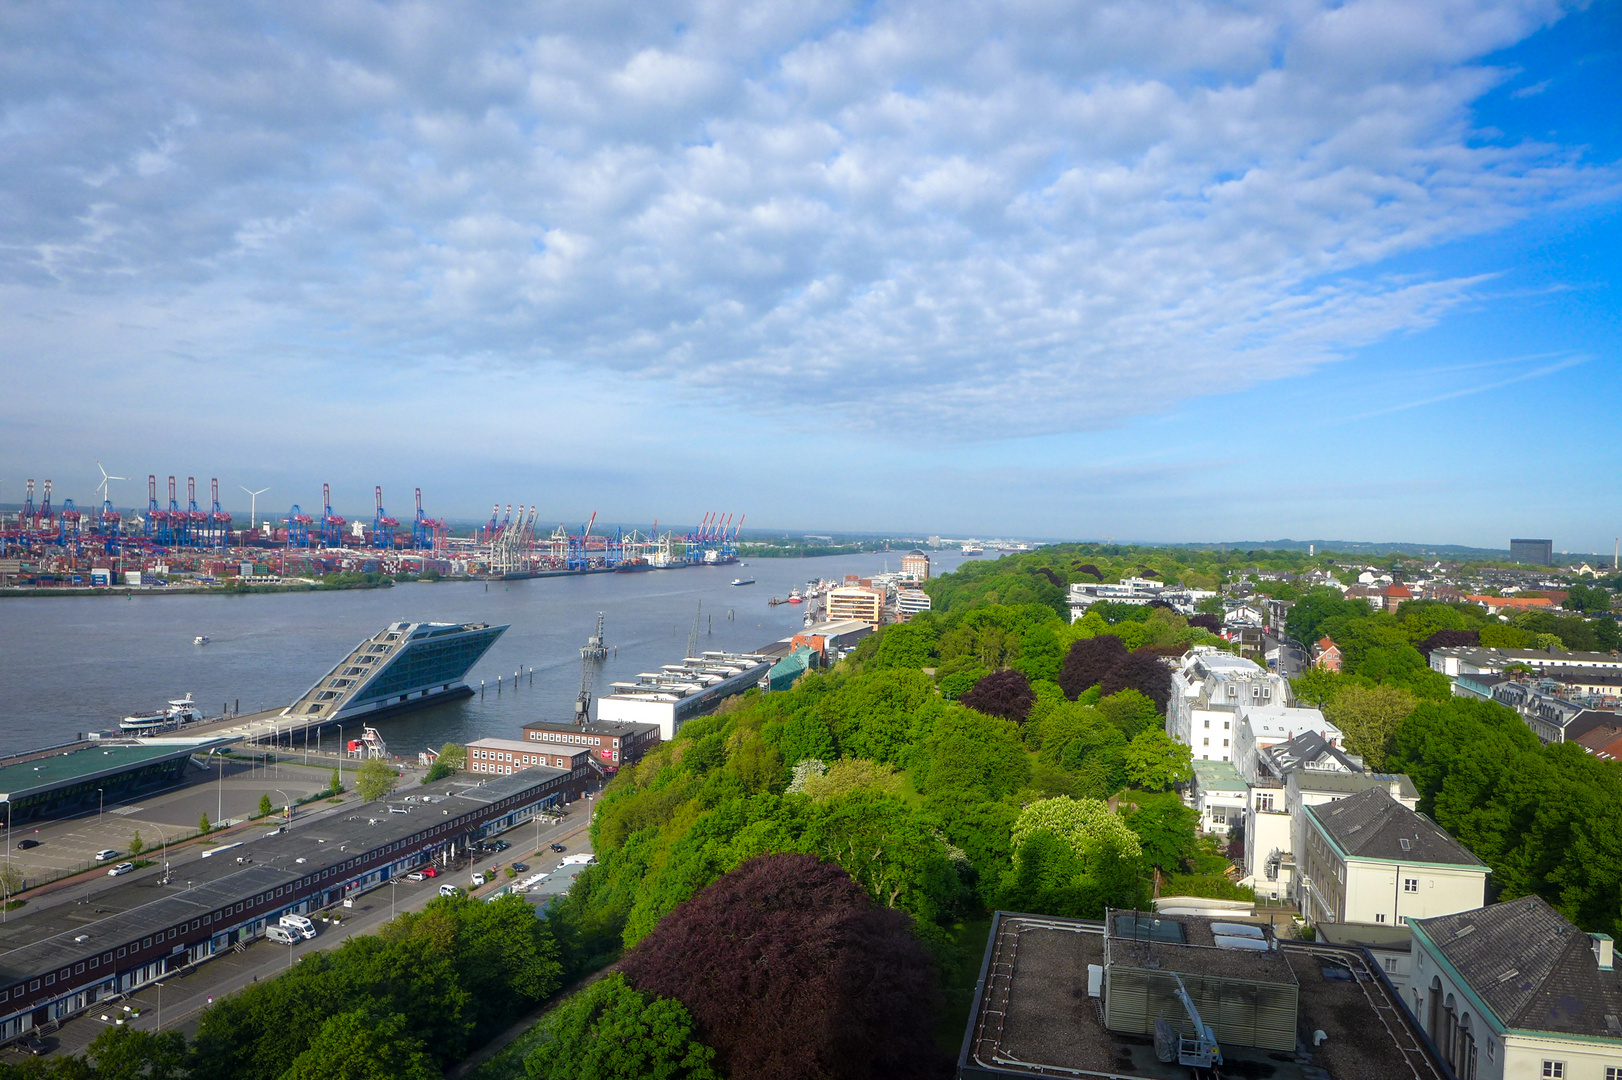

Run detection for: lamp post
[[150, 823, 171, 883], [273, 789, 292, 825], [97, 788, 104, 829]]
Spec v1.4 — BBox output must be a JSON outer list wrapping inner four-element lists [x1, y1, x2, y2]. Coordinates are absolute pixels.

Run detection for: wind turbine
[[95, 461, 127, 507], [240, 485, 269, 532]]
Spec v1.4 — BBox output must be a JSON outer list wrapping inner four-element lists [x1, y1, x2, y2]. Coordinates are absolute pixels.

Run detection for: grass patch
[[3, 900, 25, 911]]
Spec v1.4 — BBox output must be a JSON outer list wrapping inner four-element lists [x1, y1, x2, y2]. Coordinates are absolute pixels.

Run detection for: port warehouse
[[0, 767, 584, 1043], [596, 651, 779, 741], [0, 739, 231, 826]]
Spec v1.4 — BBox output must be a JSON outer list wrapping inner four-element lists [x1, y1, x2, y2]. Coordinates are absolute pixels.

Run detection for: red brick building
[[518, 719, 660, 772]]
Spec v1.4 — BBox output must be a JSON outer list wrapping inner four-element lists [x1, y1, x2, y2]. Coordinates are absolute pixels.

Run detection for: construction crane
[[575, 613, 607, 726]]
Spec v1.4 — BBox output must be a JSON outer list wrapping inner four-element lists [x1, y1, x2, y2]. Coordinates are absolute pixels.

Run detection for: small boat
[[961, 546, 985, 556], [730, 577, 755, 586], [194, 635, 210, 645], [787, 588, 803, 605]]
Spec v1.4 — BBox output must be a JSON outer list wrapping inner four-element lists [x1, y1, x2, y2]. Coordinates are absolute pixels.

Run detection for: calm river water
[[0, 552, 974, 755]]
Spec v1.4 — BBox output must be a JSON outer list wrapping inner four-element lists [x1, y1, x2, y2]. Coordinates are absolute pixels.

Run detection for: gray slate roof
[[1307, 786, 1486, 867], [1415, 896, 1622, 1038], [1293, 770, 1420, 800]]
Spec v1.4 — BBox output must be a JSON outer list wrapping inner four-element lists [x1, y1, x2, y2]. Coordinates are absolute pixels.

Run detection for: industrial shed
[[1102, 910, 1299, 1052]]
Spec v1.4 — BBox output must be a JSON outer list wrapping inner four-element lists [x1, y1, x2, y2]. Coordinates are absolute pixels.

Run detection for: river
[[0, 551, 976, 755]]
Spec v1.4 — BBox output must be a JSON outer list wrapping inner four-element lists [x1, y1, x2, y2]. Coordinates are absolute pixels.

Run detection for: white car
[[93, 849, 120, 863], [471, 871, 487, 887], [106, 862, 135, 877], [438, 883, 461, 898], [266, 925, 300, 945]]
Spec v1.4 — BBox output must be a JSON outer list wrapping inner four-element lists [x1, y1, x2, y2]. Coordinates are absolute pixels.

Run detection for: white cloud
[[0, 0, 1614, 440]]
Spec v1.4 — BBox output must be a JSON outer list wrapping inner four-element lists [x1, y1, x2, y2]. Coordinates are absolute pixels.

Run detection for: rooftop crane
[[1152, 972, 1222, 1070]]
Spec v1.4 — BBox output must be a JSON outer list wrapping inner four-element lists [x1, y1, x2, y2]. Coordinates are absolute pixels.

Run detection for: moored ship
[[120, 694, 204, 735]]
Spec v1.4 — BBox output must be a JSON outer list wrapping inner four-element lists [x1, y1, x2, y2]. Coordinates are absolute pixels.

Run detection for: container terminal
[[0, 473, 744, 586]]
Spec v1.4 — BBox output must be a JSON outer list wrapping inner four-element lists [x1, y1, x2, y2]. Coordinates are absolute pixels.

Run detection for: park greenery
[[423, 742, 466, 784], [355, 758, 399, 803]]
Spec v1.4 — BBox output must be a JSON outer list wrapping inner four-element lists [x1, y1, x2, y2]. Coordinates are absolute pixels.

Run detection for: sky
[[1, 0, 1618, 549]]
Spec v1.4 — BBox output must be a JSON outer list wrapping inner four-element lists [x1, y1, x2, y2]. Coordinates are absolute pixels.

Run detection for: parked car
[[549, 842, 566, 853], [94, 849, 120, 862], [405, 871, 426, 882], [510, 862, 528, 873], [266, 925, 300, 945], [21, 1037, 50, 1056], [492, 840, 509, 851], [438, 883, 461, 897], [106, 862, 135, 877], [16, 839, 39, 850], [421, 867, 437, 877], [471, 871, 488, 887]]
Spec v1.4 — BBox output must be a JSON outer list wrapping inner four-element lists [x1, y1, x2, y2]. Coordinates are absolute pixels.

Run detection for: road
[[21, 806, 595, 1061]]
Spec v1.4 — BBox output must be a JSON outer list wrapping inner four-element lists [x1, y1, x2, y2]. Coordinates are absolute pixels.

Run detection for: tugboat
[[787, 588, 804, 605]]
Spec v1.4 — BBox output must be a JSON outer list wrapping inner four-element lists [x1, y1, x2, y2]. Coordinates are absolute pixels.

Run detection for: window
[[1405, 878, 1419, 893], [1203, 738, 1210, 747], [1399, 838, 1411, 850], [1384, 956, 1399, 973], [1257, 794, 1274, 812], [1605, 1067, 1620, 1080], [1376, 913, 1387, 923], [1222, 739, 1229, 748], [102, 953, 111, 964], [1203, 720, 1210, 729], [116, 949, 125, 959], [1543, 1062, 1565, 1079], [44, 975, 54, 987]]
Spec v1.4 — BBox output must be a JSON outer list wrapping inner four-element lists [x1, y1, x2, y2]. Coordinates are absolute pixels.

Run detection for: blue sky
[[1, 0, 1618, 550]]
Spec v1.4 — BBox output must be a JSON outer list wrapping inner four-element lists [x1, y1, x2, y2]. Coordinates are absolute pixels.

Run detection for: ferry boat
[[787, 589, 804, 604], [120, 694, 204, 735], [730, 577, 755, 586], [961, 545, 985, 556]]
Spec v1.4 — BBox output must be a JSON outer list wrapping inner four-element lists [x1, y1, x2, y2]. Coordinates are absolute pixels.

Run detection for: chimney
[[1593, 934, 1614, 972]]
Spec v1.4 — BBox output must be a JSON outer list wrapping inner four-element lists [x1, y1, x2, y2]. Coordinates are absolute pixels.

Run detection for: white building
[[1299, 787, 1489, 929], [1431, 645, 1622, 679], [896, 589, 932, 618], [596, 651, 774, 740], [1187, 759, 1247, 836], [1411, 896, 1622, 1080], [1167, 649, 1299, 767]]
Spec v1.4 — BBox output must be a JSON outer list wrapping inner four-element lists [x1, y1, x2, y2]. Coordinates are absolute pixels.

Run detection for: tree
[[0, 861, 21, 905], [1122, 791, 1198, 876], [1096, 689, 1161, 739], [1416, 628, 1480, 657], [129, 831, 144, 856], [618, 854, 948, 1080], [356, 758, 397, 803], [1058, 635, 1127, 700], [1566, 582, 1614, 613], [279, 1009, 439, 1080], [258, 794, 274, 818], [1325, 684, 1417, 770], [1122, 729, 1193, 792], [959, 668, 1036, 723], [797, 758, 903, 801], [1289, 667, 1347, 708], [1098, 650, 1173, 712], [424, 742, 467, 784], [1010, 797, 1142, 865], [1002, 798, 1146, 916], [199, 813, 212, 836], [525, 972, 718, 1080], [328, 768, 342, 795], [87, 1024, 189, 1080]]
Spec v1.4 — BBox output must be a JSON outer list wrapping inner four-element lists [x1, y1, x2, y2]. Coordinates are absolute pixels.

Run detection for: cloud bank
[[1, 0, 1614, 436]]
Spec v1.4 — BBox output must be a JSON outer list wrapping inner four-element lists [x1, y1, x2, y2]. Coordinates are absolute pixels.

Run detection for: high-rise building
[[901, 550, 931, 581], [1510, 538, 1553, 566], [827, 584, 885, 628]]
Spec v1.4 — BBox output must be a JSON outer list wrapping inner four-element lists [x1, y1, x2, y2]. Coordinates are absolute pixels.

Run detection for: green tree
[[356, 758, 398, 803], [258, 794, 274, 818], [1122, 791, 1198, 876], [1011, 797, 1142, 865], [328, 767, 342, 795], [424, 742, 467, 783], [524, 973, 718, 1080], [798, 758, 903, 801], [278, 1009, 439, 1080], [1290, 666, 1347, 708], [87, 1024, 189, 1080], [1122, 729, 1193, 792], [199, 813, 212, 836], [1096, 689, 1161, 739], [1325, 684, 1416, 769]]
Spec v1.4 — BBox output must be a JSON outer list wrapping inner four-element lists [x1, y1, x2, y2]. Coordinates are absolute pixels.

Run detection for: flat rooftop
[[958, 912, 1443, 1080], [0, 739, 228, 800]]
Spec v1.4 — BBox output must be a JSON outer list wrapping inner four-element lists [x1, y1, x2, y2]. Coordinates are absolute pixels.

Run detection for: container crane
[[371, 486, 398, 550], [319, 483, 346, 549], [22, 480, 36, 534], [283, 504, 313, 547], [209, 478, 232, 545], [165, 477, 182, 546], [144, 476, 162, 542], [187, 478, 208, 548], [411, 488, 445, 550], [39, 480, 54, 536]]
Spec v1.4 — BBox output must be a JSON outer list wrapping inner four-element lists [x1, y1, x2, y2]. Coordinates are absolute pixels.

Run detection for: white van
[[279, 914, 316, 939], [559, 853, 596, 867], [438, 883, 461, 898], [266, 925, 299, 945]]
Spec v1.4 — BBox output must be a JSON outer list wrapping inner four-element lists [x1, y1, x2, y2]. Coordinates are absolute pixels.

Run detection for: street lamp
[[273, 789, 293, 825], [97, 788, 104, 829]]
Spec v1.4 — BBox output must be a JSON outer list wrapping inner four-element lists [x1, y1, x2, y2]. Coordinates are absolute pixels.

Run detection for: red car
[[422, 867, 438, 878]]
